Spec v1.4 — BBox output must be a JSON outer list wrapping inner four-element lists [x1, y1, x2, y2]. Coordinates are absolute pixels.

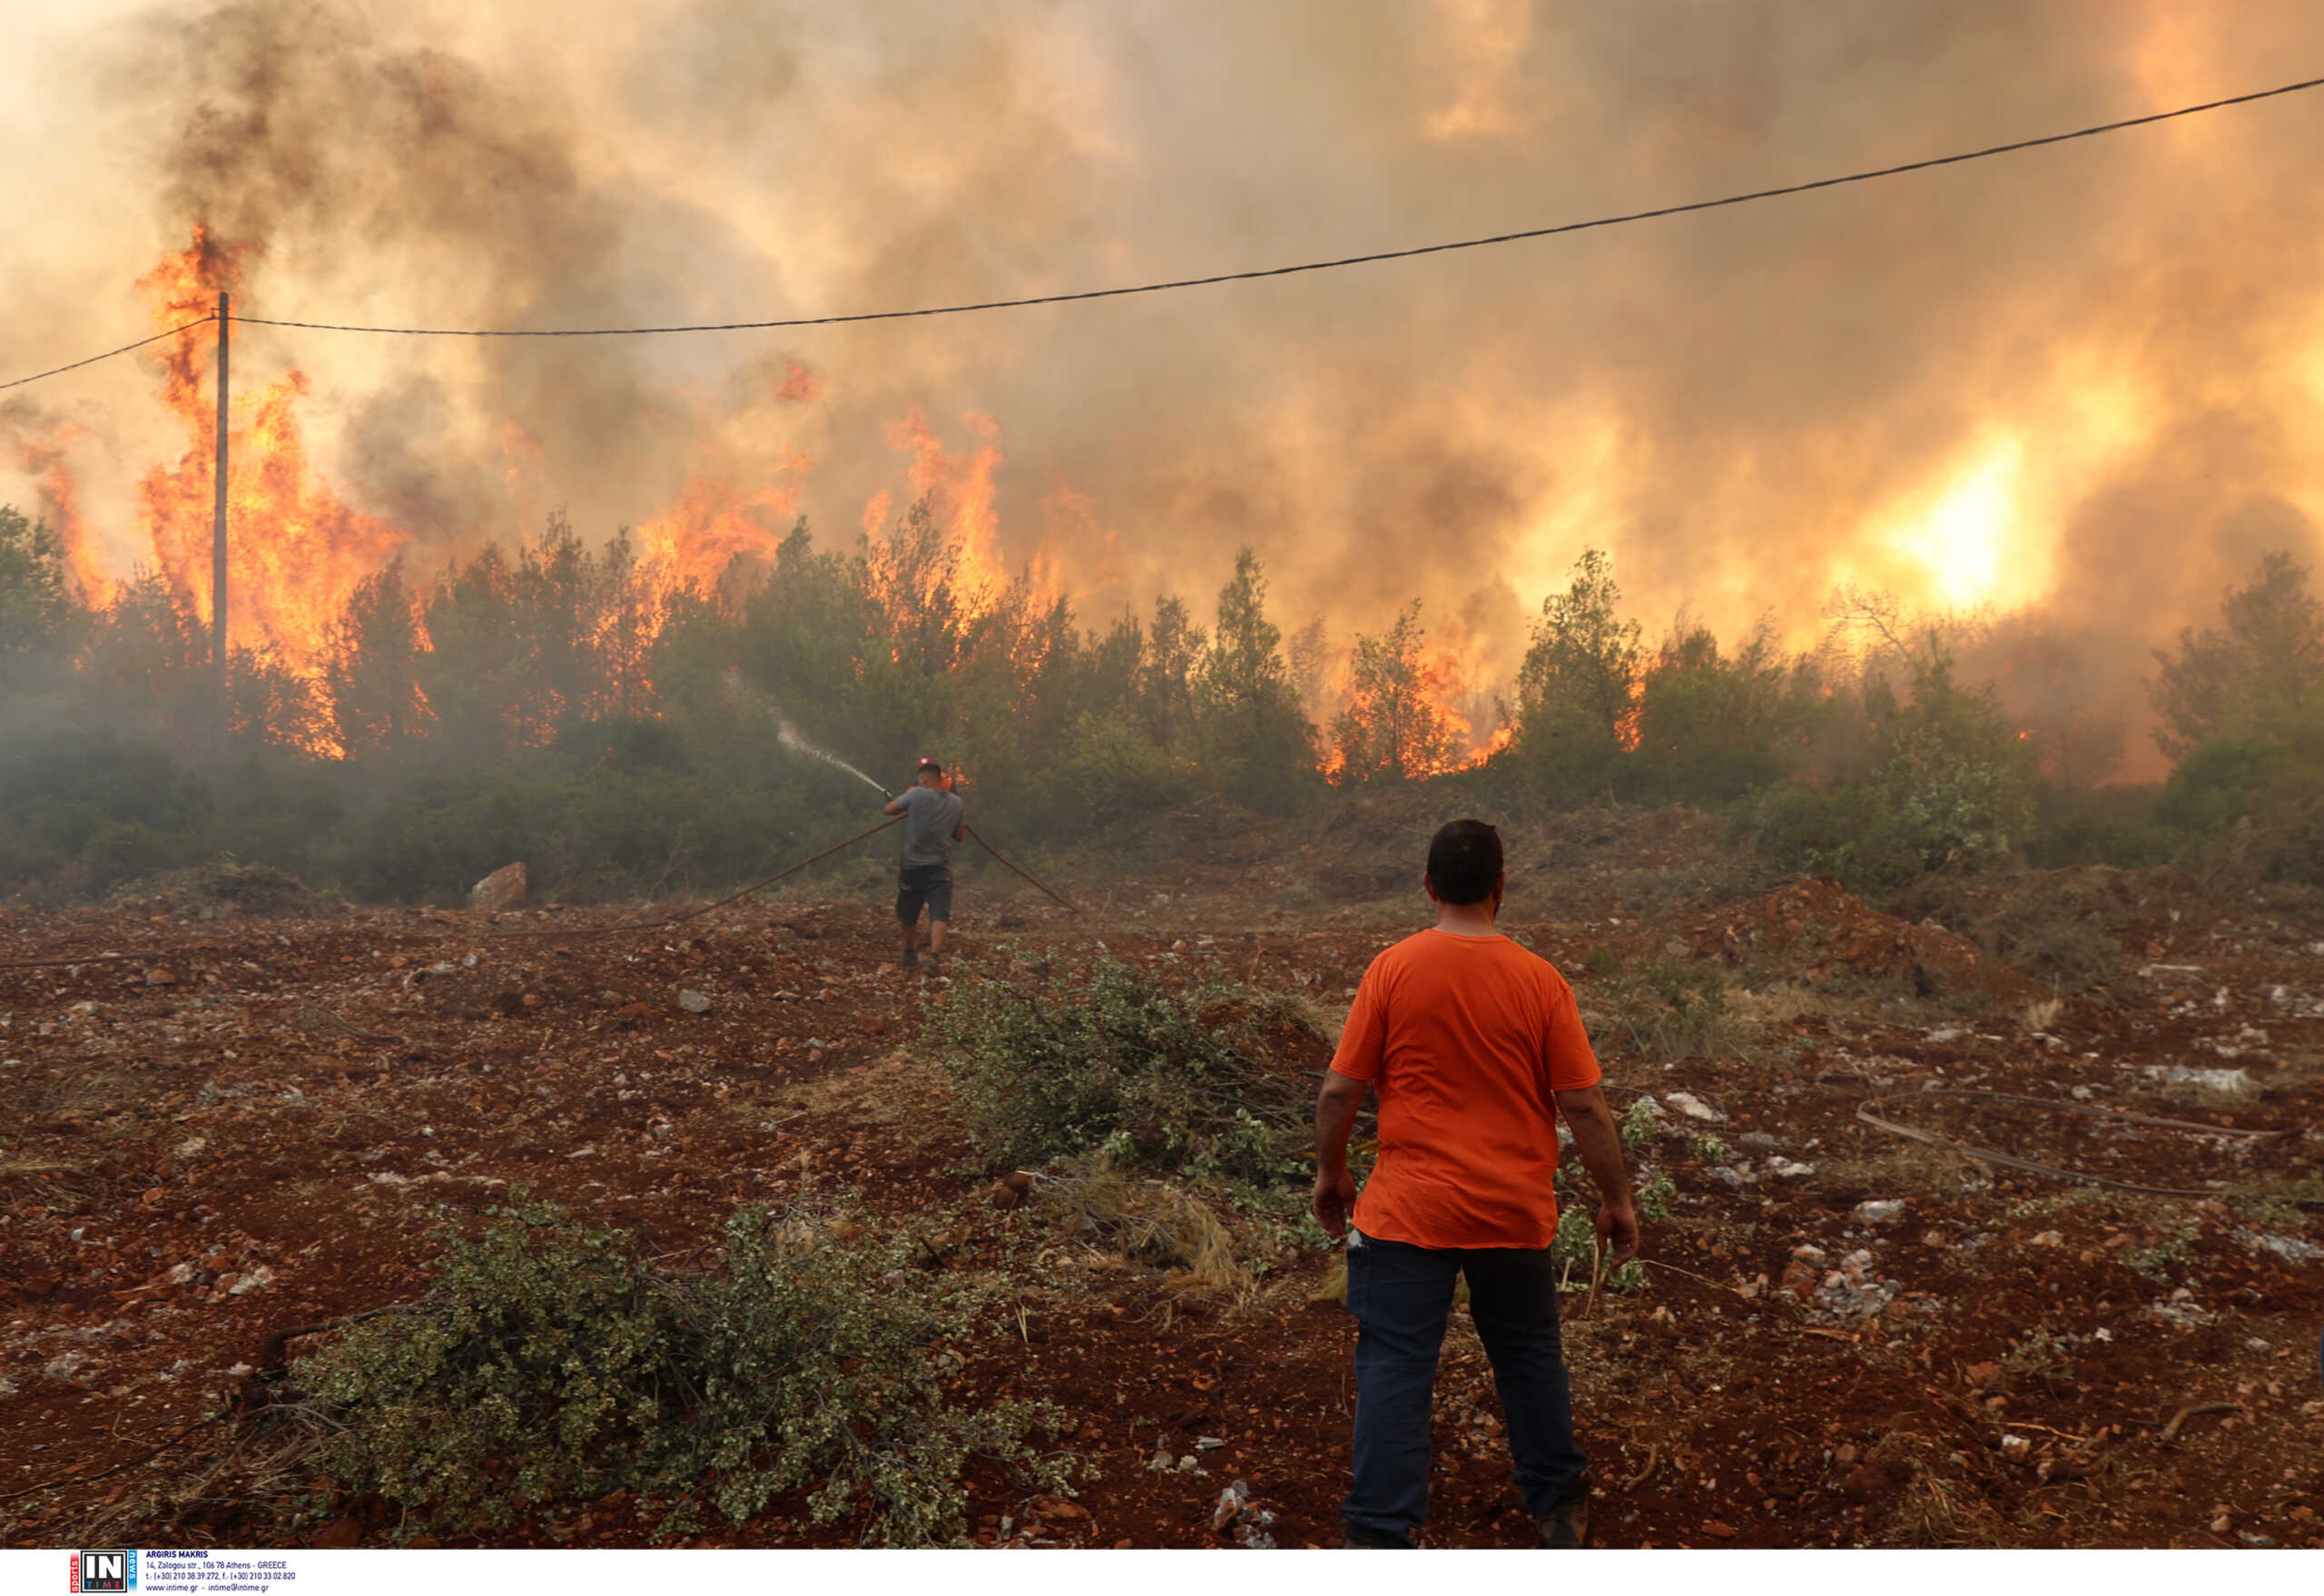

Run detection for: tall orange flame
[[25, 231, 1482, 780], [123, 228, 403, 665]]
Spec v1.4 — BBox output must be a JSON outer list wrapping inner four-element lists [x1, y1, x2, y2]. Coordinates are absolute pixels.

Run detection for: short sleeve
[[1328, 958, 1390, 1082], [1541, 969, 1601, 1092]]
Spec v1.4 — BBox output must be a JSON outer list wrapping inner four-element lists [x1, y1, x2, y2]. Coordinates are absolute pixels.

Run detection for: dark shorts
[[896, 864, 952, 926]]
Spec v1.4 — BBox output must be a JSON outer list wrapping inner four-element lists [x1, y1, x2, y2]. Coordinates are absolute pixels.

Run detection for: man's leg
[[1462, 1247, 1590, 1540], [1344, 1234, 1460, 1546], [924, 873, 953, 973], [896, 873, 923, 969]]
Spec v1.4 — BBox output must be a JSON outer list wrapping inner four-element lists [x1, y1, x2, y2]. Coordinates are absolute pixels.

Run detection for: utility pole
[[212, 291, 230, 742]]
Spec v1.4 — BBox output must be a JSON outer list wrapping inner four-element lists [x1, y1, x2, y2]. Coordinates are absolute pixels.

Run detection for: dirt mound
[[1891, 866, 2221, 998], [1311, 793, 1732, 902], [104, 862, 323, 921], [1684, 879, 2043, 1001]]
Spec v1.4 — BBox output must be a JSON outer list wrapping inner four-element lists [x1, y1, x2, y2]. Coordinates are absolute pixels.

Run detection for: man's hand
[[1312, 1068, 1370, 1244], [1313, 1168, 1358, 1240], [1596, 1196, 1640, 1266], [1552, 1081, 1641, 1266]]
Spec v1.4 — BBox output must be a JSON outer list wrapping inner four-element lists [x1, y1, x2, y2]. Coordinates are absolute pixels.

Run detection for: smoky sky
[[6, 0, 2324, 771]]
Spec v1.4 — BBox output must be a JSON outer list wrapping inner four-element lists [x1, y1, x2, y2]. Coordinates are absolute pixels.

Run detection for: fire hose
[[1853, 1087, 2298, 1201], [966, 824, 1082, 914], [487, 813, 1081, 941], [490, 816, 904, 941]]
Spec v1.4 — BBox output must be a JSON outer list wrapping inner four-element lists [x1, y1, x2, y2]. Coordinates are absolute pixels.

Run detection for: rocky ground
[[2, 799, 2320, 1550]]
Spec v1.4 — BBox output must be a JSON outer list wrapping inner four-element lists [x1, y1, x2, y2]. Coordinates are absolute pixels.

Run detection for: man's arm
[[1312, 1069, 1369, 1238], [1552, 1082, 1640, 1265], [882, 797, 906, 816]]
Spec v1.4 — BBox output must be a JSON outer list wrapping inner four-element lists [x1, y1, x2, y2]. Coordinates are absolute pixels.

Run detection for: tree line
[[1, 495, 2318, 901]]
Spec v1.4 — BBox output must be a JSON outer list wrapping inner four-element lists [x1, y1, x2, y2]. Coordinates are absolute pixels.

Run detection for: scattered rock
[[2142, 1065, 2254, 1094], [1853, 1199, 1906, 1224], [1812, 1248, 1900, 1320], [469, 862, 528, 911], [1663, 1091, 1725, 1124], [1211, 1480, 1250, 1532], [677, 990, 714, 1015], [2239, 1228, 2324, 1261], [2000, 1434, 2033, 1463]]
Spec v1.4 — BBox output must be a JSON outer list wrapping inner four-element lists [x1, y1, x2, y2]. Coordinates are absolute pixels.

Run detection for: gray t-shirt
[[897, 785, 964, 870]]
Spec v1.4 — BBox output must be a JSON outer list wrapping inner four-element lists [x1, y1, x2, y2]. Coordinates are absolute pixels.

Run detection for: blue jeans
[[1344, 1230, 1589, 1542]]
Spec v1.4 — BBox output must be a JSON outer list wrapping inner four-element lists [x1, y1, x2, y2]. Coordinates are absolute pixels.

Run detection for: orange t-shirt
[[1328, 928, 1601, 1250]]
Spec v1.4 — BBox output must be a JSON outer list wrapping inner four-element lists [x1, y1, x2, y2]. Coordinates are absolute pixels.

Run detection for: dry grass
[[2017, 997, 2065, 1032], [1817, 1138, 1990, 1202], [1028, 1157, 1250, 1299], [1727, 981, 1875, 1031], [0, 1153, 86, 1204]]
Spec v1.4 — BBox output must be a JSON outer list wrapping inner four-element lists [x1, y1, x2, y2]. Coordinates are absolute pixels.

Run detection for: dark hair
[[1425, 819, 1503, 905], [917, 758, 943, 777]]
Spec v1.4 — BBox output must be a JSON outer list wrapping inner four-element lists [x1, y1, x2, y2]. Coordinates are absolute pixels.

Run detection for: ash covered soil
[[2, 798, 2321, 1550]]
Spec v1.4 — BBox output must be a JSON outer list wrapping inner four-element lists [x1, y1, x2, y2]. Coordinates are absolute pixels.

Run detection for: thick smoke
[[7, 0, 2324, 774]]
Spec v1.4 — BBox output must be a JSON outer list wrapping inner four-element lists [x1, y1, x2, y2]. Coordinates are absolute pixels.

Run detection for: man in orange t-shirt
[[1314, 818, 1640, 1549]]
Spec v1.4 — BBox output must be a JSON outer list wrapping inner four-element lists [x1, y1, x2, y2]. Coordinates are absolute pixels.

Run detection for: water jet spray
[[721, 668, 892, 795]]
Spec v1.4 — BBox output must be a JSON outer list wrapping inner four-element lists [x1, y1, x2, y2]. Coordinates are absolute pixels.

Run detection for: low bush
[[291, 1192, 1067, 1545], [1581, 958, 1747, 1063], [929, 961, 1325, 1183], [1741, 783, 1928, 896]]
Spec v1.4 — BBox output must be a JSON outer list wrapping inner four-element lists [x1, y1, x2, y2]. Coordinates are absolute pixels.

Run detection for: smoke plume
[[7, 0, 2324, 775]]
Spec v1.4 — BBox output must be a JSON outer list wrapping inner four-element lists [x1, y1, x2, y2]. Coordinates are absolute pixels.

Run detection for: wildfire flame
[[128, 228, 403, 666], [31, 229, 1482, 772]]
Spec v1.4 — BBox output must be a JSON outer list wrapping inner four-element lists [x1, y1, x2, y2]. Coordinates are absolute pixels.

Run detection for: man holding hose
[[884, 757, 966, 977], [1314, 818, 1640, 1550]]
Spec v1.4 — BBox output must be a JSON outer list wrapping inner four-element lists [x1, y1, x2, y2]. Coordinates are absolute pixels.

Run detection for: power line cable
[[0, 314, 216, 394], [2, 72, 2320, 386], [222, 73, 2324, 337]]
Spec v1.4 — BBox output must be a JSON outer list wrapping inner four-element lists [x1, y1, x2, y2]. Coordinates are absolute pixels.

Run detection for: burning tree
[[1512, 548, 1642, 796], [1194, 548, 1316, 806], [2150, 550, 2324, 762], [0, 507, 75, 695], [1330, 602, 1462, 783]]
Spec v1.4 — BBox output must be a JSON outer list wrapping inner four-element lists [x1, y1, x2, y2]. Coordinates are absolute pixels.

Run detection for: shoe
[[901, 948, 919, 970], [1535, 1493, 1590, 1548], [1341, 1520, 1413, 1549]]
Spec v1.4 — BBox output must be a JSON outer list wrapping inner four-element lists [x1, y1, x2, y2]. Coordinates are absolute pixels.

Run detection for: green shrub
[[1584, 959, 1746, 1063], [293, 1193, 1066, 1545], [1619, 1096, 1662, 1148], [1548, 1194, 1648, 1294], [1743, 783, 1927, 895], [1637, 1172, 1678, 1222], [929, 961, 1323, 1183]]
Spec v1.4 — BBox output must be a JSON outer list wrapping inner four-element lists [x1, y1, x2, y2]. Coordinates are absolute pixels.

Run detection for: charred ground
[[1, 793, 2320, 1550]]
